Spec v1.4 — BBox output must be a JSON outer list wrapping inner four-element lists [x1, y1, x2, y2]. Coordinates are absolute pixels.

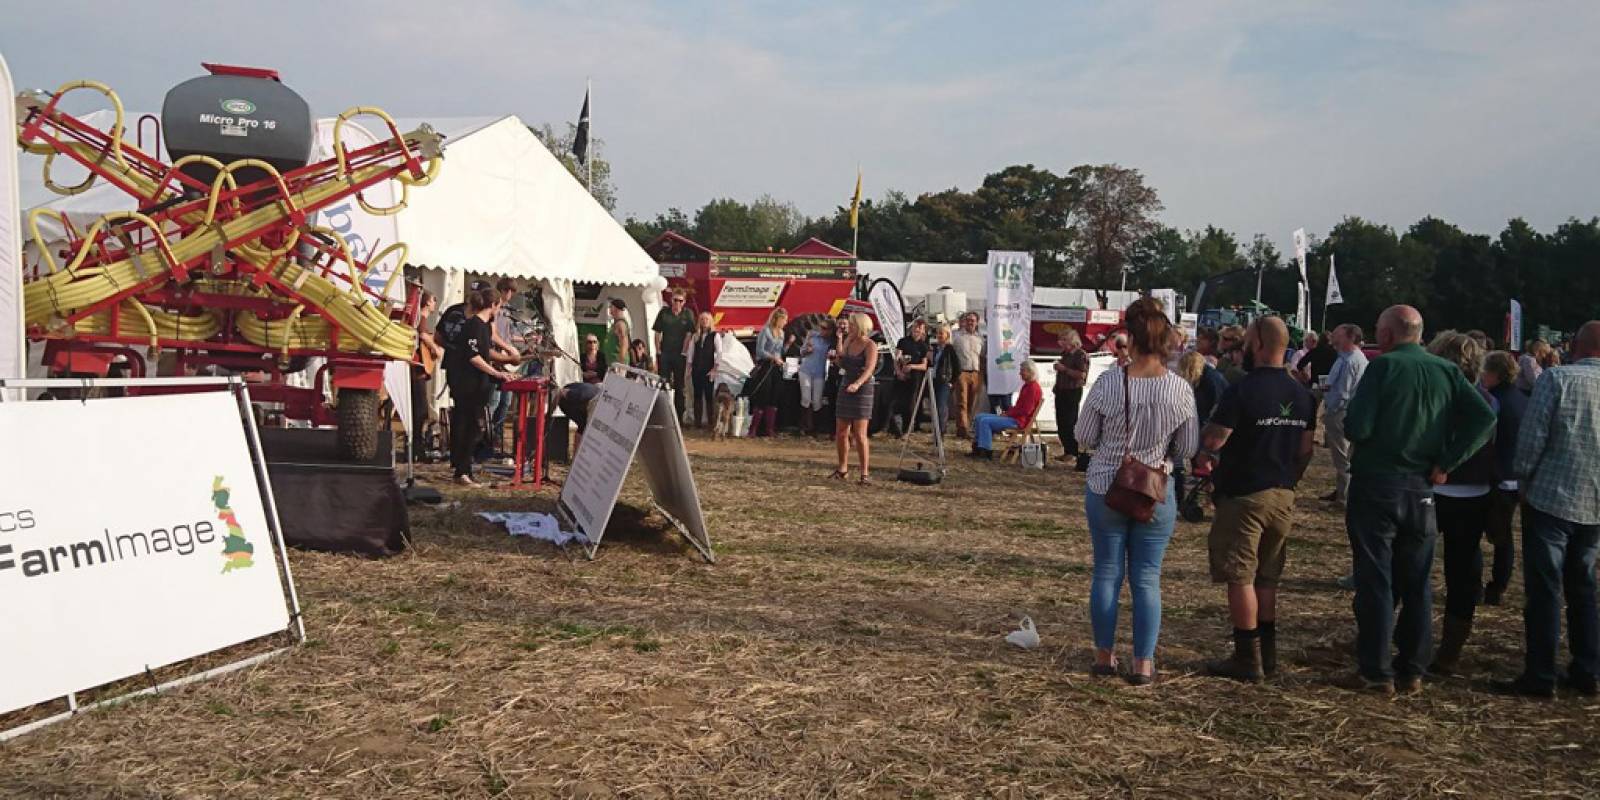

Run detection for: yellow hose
[[71, 300, 222, 343], [19, 88, 440, 360]]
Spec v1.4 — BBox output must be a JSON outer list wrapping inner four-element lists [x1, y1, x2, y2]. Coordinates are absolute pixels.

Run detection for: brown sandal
[[828, 469, 849, 480]]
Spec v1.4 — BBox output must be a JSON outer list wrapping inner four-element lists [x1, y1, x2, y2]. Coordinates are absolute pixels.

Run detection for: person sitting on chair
[[969, 360, 1043, 459]]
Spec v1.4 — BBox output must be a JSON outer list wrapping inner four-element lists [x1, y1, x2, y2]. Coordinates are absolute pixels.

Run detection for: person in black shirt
[[1193, 316, 1315, 681], [445, 288, 516, 485], [892, 318, 931, 434], [687, 312, 718, 428], [555, 381, 603, 453]]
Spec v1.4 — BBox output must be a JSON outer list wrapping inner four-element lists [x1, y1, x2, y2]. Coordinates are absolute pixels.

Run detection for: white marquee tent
[[391, 115, 666, 389]]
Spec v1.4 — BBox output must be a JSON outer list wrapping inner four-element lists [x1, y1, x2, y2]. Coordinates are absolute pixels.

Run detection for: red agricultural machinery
[[15, 64, 442, 459]]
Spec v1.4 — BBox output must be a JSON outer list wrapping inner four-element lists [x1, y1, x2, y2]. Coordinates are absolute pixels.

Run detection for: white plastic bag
[[1005, 616, 1041, 649]]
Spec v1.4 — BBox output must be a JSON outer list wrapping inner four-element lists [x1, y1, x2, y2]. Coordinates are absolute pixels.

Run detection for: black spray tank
[[161, 63, 313, 190]]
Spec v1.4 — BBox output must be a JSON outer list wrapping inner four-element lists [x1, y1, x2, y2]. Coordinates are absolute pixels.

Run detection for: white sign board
[[0, 53, 23, 401], [0, 390, 294, 716], [984, 251, 1034, 396], [714, 280, 785, 308], [1034, 306, 1086, 323], [657, 263, 687, 279], [1030, 351, 1117, 434], [559, 369, 713, 562]]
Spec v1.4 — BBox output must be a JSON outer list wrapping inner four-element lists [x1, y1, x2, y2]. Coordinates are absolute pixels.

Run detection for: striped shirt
[[1075, 366, 1200, 495], [1514, 358, 1600, 525]]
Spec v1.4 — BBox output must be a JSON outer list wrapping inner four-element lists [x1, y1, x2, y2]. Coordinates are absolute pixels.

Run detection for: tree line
[[613, 160, 1593, 341]]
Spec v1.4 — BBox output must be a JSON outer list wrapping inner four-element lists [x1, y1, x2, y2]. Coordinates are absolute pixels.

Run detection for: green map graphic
[[212, 475, 256, 574]]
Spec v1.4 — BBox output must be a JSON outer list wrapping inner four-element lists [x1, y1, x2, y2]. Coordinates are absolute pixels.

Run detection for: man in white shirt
[[950, 312, 984, 438], [1321, 323, 1368, 504]]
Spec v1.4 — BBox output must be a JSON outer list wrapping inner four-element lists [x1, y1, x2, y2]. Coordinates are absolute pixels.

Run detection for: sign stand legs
[[894, 371, 947, 482]]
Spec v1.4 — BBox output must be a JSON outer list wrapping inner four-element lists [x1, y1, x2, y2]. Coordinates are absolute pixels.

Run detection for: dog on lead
[[712, 384, 737, 440]]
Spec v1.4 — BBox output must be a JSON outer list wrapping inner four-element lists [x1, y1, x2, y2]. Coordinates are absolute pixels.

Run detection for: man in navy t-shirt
[[1193, 316, 1316, 682]]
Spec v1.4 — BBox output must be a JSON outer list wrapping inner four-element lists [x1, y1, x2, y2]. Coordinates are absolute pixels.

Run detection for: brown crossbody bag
[[1104, 368, 1168, 522]]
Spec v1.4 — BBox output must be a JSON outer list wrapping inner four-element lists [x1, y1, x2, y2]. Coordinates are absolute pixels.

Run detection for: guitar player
[[410, 289, 445, 459]]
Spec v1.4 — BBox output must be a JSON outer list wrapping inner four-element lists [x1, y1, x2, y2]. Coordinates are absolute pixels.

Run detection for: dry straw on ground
[[3, 433, 1598, 798]]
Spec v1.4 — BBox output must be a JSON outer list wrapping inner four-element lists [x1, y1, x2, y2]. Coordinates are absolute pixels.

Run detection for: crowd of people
[[1065, 298, 1600, 695], [420, 279, 1600, 698]]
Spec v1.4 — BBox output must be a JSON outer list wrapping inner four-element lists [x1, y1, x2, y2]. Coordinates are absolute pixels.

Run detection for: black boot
[[1259, 621, 1278, 677], [1206, 628, 1263, 683], [1431, 615, 1473, 675]]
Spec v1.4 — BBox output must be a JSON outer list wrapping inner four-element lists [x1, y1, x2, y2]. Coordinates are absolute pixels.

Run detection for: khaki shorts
[[1209, 488, 1295, 587]]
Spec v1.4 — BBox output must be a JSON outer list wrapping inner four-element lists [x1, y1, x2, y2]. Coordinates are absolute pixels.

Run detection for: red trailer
[[644, 232, 857, 334]]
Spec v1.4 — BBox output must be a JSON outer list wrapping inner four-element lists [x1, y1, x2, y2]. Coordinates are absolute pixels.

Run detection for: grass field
[[3, 431, 1598, 798]]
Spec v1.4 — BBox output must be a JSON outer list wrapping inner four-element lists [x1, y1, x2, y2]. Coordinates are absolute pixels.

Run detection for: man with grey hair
[[1322, 324, 1369, 505], [1496, 320, 1600, 698], [1341, 305, 1496, 695]]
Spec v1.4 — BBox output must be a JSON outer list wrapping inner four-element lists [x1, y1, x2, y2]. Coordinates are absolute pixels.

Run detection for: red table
[[502, 377, 549, 489]]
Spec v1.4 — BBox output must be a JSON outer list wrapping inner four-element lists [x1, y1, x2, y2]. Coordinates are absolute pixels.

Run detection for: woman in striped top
[[1074, 297, 1199, 685]]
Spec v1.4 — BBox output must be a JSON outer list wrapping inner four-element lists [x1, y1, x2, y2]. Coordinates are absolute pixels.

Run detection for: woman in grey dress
[[832, 312, 879, 484]]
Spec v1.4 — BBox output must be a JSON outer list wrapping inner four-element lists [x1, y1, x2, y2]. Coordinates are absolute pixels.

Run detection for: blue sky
[[4, 0, 1597, 255]]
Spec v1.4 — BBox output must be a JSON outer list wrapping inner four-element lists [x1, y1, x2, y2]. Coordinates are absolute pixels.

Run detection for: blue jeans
[[1521, 505, 1600, 688], [973, 414, 1018, 450], [933, 381, 951, 434], [1086, 483, 1177, 660], [1346, 473, 1437, 681]]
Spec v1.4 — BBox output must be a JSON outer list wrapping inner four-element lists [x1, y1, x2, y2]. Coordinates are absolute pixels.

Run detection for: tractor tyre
[[336, 388, 380, 462]]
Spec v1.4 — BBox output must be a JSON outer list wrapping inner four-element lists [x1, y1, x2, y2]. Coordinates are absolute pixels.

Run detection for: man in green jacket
[[1342, 305, 1496, 695]]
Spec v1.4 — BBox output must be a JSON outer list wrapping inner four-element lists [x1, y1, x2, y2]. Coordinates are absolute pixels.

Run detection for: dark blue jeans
[[1521, 505, 1600, 688], [1346, 473, 1437, 682]]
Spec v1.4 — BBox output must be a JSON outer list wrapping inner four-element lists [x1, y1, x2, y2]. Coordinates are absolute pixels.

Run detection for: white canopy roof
[[858, 260, 1147, 312], [392, 115, 662, 289]]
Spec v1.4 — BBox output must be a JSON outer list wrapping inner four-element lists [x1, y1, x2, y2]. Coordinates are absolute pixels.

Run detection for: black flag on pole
[[571, 89, 590, 165]]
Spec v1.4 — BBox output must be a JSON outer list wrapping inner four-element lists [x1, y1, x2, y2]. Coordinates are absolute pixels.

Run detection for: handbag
[[1103, 368, 1168, 522], [1020, 441, 1047, 470]]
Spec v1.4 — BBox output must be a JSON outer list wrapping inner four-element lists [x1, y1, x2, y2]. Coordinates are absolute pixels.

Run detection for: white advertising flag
[[1325, 254, 1344, 306], [868, 279, 906, 348], [310, 119, 402, 302], [1293, 228, 1308, 281], [1292, 228, 1310, 331], [1509, 299, 1524, 350], [0, 391, 294, 716], [984, 251, 1034, 396], [0, 53, 24, 399]]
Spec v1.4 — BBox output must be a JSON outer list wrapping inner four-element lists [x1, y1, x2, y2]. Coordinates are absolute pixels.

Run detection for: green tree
[[1311, 217, 1432, 333], [623, 207, 691, 246], [1068, 164, 1163, 293], [529, 123, 617, 212], [687, 195, 806, 252], [1406, 217, 1498, 337]]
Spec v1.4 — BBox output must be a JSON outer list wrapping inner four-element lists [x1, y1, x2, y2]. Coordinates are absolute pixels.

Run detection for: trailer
[[644, 232, 857, 336]]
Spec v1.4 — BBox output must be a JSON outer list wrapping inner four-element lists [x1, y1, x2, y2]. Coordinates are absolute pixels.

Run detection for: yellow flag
[[849, 167, 863, 229]]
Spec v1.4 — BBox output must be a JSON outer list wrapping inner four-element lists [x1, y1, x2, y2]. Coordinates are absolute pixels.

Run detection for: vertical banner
[[1325, 253, 1344, 306], [1292, 228, 1310, 331], [0, 53, 24, 401], [1508, 299, 1524, 351], [310, 119, 402, 302], [984, 251, 1034, 396]]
